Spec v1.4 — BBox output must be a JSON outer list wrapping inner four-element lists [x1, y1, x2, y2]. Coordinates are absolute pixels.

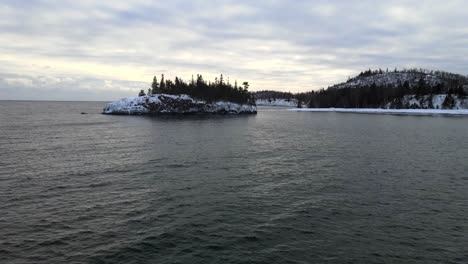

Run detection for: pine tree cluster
[[351, 68, 468, 84], [253, 90, 295, 101], [295, 68, 468, 109], [139, 74, 254, 105], [307, 80, 466, 108]]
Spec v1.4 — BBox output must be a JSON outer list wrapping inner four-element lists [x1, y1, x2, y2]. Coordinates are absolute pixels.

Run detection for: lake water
[[1, 101, 467, 264]]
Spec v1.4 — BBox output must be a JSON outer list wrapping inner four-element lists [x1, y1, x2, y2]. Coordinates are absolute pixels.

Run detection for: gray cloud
[[0, 0, 467, 100], [0, 73, 147, 101]]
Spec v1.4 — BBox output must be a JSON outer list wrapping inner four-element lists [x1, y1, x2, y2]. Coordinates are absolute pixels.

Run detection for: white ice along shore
[[288, 94, 468, 116], [287, 108, 468, 116], [103, 94, 257, 115]]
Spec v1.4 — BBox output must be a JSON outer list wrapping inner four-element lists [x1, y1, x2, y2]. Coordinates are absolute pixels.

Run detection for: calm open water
[[1, 101, 468, 264]]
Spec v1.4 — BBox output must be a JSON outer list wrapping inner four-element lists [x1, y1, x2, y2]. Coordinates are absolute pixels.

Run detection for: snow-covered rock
[[103, 94, 257, 115], [387, 94, 468, 109], [256, 98, 298, 107]]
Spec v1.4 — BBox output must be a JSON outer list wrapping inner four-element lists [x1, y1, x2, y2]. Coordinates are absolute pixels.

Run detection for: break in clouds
[[1, 0, 468, 100]]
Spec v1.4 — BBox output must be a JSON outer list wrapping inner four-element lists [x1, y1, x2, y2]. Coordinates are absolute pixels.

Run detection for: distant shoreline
[[287, 108, 468, 116]]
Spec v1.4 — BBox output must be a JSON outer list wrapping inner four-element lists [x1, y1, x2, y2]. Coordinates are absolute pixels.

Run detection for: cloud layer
[[1, 0, 467, 100]]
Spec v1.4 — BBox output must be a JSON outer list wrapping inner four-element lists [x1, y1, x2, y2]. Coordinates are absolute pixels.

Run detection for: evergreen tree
[[442, 94, 455, 109], [416, 77, 426, 96], [243, 81, 249, 90], [297, 99, 302, 108], [151, 76, 159, 94], [142, 74, 254, 104], [160, 74, 165, 93], [428, 94, 434, 109]]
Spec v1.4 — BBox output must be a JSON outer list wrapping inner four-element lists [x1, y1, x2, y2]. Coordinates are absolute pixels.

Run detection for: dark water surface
[[1, 101, 467, 264]]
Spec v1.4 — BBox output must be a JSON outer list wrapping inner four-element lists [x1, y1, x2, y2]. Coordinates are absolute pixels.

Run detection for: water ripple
[[1, 102, 468, 263]]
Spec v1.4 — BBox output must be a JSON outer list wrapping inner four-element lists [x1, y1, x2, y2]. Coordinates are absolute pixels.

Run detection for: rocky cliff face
[[103, 94, 257, 115]]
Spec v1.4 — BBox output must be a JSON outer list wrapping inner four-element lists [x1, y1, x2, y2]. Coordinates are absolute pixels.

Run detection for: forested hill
[[306, 68, 468, 109], [253, 90, 295, 100], [331, 68, 468, 90], [252, 90, 299, 107]]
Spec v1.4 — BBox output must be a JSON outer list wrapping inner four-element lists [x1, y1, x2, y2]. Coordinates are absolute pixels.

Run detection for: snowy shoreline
[[103, 94, 257, 115], [287, 108, 468, 116], [256, 99, 297, 107]]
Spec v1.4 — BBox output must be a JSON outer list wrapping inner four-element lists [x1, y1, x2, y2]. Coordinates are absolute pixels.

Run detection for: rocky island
[[103, 74, 257, 115], [103, 94, 257, 115]]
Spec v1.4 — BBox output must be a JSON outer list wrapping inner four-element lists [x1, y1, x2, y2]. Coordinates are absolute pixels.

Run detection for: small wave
[[38, 239, 69, 247], [243, 235, 259, 242], [204, 244, 224, 251], [46, 185, 72, 191], [88, 181, 112, 188]]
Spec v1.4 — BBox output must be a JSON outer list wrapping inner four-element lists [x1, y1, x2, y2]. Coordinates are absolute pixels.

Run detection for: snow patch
[[387, 94, 468, 109], [256, 99, 297, 107]]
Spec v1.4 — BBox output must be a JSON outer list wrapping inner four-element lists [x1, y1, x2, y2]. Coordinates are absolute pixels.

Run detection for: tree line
[[307, 80, 466, 109], [253, 90, 295, 100], [352, 68, 468, 83], [138, 74, 254, 105], [285, 68, 468, 109]]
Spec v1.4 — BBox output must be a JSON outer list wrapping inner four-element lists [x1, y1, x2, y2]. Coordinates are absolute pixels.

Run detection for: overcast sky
[[1, 0, 468, 101]]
